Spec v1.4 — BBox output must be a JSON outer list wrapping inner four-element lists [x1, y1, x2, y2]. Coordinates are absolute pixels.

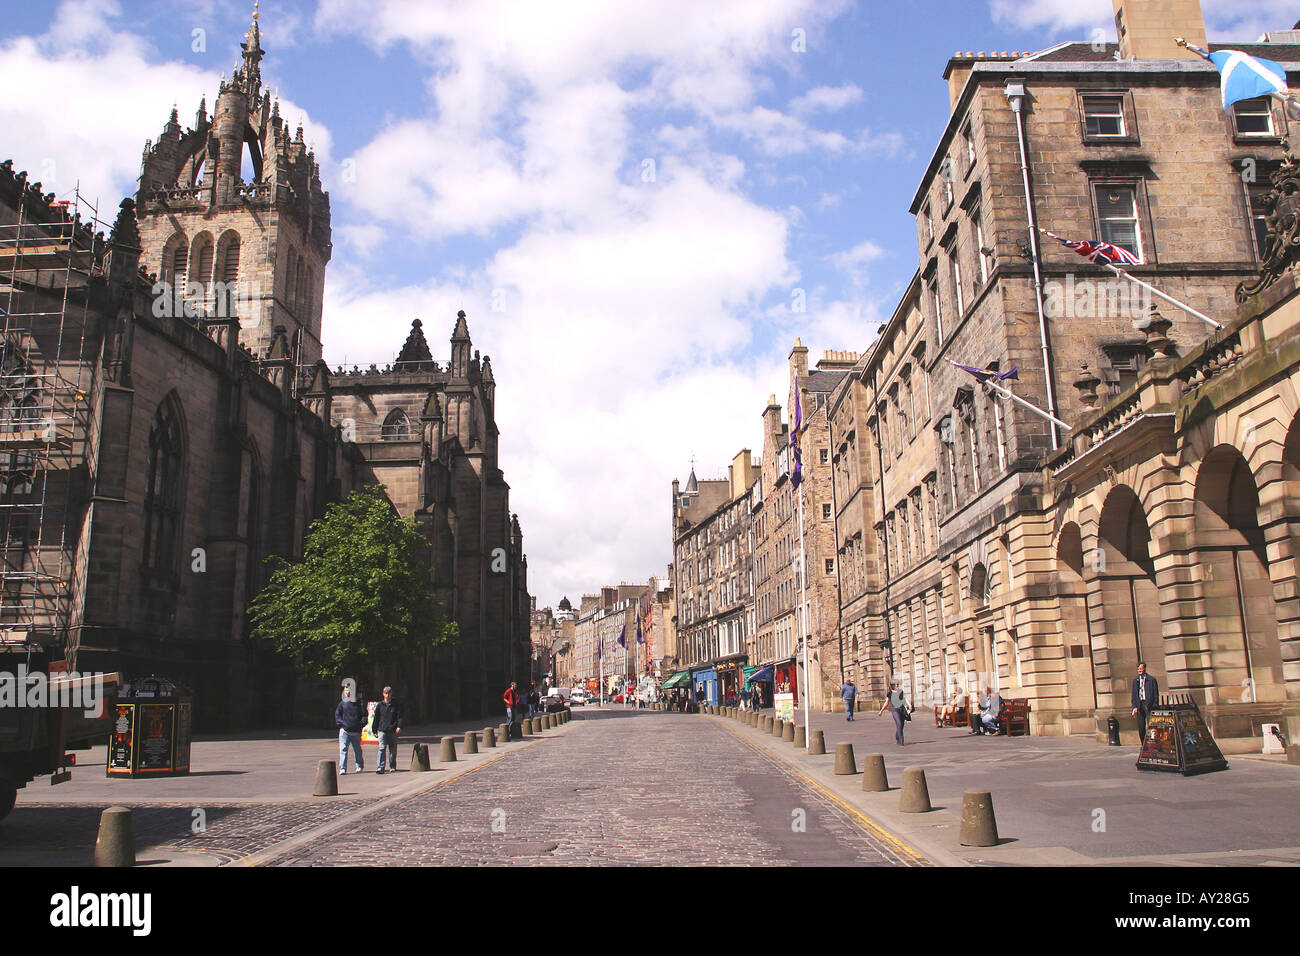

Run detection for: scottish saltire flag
[[1051, 234, 1140, 266], [955, 363, 1020, 384], [790, 387, 803, 490], [1181, 41, 1289, 109], [618, 624, 626, 648]]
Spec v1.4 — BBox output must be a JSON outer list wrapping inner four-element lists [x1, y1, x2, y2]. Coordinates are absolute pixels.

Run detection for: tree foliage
[[249, 485, 457, 678]]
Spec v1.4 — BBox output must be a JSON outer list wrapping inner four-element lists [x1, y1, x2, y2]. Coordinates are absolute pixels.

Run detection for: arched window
[[163, 234, 188, 294], [190, 233, 214, 303], [142, 395, 186, 574], [215, 232, 241, 320], [382, 408, 412, 440]]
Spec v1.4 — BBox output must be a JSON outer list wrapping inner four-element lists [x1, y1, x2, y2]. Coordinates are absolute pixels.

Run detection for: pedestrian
[[371, 685, 403, 774], [504, 680, 522, 733], [750, 683, 761, 712], [970, 686, 1003, 736], [335, 682, 366, 774], [877, 680, 910, 745], [527, 684, 540, 718], [841, 678, 857, 721], [1131, 661, 1159, 743]]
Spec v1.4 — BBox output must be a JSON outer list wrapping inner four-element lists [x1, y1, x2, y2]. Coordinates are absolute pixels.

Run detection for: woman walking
[[877, 680, 911, 746]]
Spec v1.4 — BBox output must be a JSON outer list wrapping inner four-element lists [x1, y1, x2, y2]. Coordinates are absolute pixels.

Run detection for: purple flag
[[618, 624, 627, 648], [596, 636, 602, 661], [955, 363, 1019, 384], [636, 616, 644, 644]]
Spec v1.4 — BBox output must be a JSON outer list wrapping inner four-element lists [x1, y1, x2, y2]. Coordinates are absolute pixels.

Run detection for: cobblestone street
[[272, 709, 919, 866]]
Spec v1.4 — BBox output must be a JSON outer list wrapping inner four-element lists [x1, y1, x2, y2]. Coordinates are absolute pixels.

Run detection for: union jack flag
[[1052, 234, 1140, 266]]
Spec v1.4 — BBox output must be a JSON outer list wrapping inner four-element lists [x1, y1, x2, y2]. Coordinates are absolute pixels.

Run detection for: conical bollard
[[899, 767, 932, 813], [409, 744, 431, 773], [482, 727, 497, 748], [772, 719, 785, 738], [959, 790, 999, 846], [762, 716, 773, 733], [545, 714, 554, 729], [862, 753, 889, 792], [791, 723, 804, 746], [464, 731, 479, 755], [314, 759, 340, 794], [522, 718, 533, 735], [782, 722, 795, 743], [439, 736, 458, 762], [94, 806, 134, 867], [808, 730, 826, 755], [834, 742, 857, 775], [497, 723, 510, 743]]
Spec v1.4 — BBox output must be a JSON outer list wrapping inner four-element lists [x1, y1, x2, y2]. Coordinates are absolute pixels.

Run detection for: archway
[[1096, 485, 1163, 703], [1194, 444, 1284, 704], [1056, 521, 1097, 711]]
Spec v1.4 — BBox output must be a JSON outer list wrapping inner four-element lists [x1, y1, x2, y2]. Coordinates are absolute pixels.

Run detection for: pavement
[[3, 702, 1296, 866], [718, 703, 1300, 866]]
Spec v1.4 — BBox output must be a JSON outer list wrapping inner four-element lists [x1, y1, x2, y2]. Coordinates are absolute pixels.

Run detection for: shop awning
[[746, 665, 774, 683], [660, 672, 690, 689]]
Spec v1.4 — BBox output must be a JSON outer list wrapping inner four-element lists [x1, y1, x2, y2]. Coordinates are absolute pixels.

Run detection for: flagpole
[[945, 359, 1073, 430], [1039, 228, 1224, 329], [797, 470, 811, 748]]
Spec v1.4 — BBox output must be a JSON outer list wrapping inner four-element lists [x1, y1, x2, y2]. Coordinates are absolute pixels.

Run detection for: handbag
[[901, 704, 912, 722]]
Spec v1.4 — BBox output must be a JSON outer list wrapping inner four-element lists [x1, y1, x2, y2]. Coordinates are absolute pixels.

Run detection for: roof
[[805, 369, 848, 394]]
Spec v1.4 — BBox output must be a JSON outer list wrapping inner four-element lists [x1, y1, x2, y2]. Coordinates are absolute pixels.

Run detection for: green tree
[[249, 485, 457, 678]]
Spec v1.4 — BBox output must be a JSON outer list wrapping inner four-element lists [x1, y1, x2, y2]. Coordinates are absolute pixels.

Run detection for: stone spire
[[238, 2, 264, 99], [395, 318, 434, 367]]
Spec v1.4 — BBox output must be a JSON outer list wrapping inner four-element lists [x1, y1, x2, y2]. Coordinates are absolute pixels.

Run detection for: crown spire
[[238, 2, 264, 99]]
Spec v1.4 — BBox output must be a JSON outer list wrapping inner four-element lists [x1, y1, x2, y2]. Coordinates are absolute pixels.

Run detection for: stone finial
[[108, 198, 141, 251], [1073, 363, 1102, 408], [395, 317, 433, 366], [1134, 305, 1175, 357]]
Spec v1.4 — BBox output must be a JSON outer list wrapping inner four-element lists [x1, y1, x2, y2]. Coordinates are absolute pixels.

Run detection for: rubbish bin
[[107, 676, 194, 777], [1107, 715, 1121, 747]]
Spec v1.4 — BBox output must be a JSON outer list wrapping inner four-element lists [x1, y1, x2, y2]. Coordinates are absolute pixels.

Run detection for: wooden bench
[[996, 698, 1030, 736], [934, 698, 970, 728]]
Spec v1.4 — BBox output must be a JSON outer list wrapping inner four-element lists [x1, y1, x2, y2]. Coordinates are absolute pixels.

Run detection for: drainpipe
[[1004, 79, 1060, 451]]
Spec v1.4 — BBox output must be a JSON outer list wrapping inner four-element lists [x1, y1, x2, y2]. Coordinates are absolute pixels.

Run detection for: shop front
[[744, 664, 773, 709], [690, 666, 718, 706], [715, 657, 747, 707]]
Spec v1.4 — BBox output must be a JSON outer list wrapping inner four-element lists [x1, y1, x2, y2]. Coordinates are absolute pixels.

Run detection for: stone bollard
[[463, 731, 479, 755], [833, 743, 857, 775], [522, 718, 534, 735], [497, 723, 511, 743], [772, 719, 785, 738], [791, 723, 804, 746], [808, 730, 826, 755], [861, 753, 889, 792], [782, 722, 796, 743], [541, 715, 551, 730], [94, 806, 135, 868], [898, 767, 932, 813], [1288, 744, 1300, 765], [763, 716, 773, 733], [439, 736, 458, 762], [959, 789, 999, 847], [409, 744, 431, 773], [482, 727, 497, 748], [314, 759, 340, 794]]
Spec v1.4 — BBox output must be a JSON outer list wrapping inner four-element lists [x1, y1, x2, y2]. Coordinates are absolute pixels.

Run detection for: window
[[947, 243, 965, 317], [382, 408, 412, 440], [819, 448, 829, 464], [822, 503, 832, 520], [1094, 184, 1144, 262], [825, 558, 835, 574], [1082, 95, 1125, 137], [972, 206, 991, 285], [143, 395, 186, 574], [942, 168, 955, 211], [992, 395, 1008, 471], [921, 202, 934, 245], [961, 121, 976, 171], [929, 278, 944, 344], [1233, 98, 1274, 137], [1248, 187, 1272, 262]]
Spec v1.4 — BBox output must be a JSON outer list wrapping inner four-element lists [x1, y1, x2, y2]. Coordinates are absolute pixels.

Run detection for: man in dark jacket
[[1131, 661, 1159, 743], [335, 684, 367, 774], [372, 686, 403, 774]]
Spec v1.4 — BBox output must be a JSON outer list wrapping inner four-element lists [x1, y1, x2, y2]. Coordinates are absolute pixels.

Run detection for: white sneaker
[[339, 768, 348, 775]]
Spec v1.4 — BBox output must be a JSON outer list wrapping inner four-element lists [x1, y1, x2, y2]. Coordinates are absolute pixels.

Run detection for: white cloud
[[828, 239, 886, 288], [989, 0, 1299, 43], [789, 83, 864, 115]]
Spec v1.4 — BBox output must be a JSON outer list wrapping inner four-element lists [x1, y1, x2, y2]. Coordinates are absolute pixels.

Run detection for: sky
[[1, 0, 1294, 608]]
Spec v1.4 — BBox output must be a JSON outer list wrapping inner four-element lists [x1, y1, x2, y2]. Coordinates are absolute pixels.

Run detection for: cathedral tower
[[133, 5, 331, 365]]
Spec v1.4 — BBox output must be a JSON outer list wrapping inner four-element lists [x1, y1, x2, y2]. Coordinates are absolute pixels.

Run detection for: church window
[[382, 408, 412, 440], [143, 396, 186, 574]]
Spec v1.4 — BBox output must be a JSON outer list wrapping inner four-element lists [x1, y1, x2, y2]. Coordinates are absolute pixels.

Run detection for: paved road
[[272, 708, 919, 866]]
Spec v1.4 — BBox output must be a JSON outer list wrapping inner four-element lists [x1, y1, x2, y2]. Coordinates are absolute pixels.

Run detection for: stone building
[[829, 0, 1300, 746], [671, 454, 756, 705], [0, 13, 531, 729]]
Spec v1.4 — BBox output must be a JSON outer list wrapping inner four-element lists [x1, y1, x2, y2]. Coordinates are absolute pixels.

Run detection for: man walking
[[371, 686, 403, 774], [1131, 661, 1159, 743], [504, 681, 522, 731], [840, 678, 857, 721], [335, 683, 366, 774]]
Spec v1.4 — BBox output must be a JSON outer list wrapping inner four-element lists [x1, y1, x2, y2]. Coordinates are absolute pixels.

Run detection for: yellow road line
[[721, 720, 932, 866]]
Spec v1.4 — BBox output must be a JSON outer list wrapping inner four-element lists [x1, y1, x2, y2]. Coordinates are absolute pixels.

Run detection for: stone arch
[[142, 391, 188, 575], [161, 232, 188, 291], [188, 231, 214, 301], [382, 408, 412, 441], [1193, 444, 1284, 704], [1056, 521, 1097, 712], [1095, 483, 1163, 694]]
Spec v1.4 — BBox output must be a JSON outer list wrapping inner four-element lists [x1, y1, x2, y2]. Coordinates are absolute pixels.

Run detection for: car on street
[[570, 689, 588, 706]]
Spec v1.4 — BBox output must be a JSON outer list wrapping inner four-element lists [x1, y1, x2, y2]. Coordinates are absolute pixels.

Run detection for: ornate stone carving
[[1237, 151, 1300, 301]]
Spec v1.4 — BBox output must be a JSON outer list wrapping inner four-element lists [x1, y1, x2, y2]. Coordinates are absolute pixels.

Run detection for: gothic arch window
[[285, 248, 298, 317], [244, 443, 265, 605], [189, 232, 214, 303], [215, 231, 241, 319], [142, 394, 187, 575], [162, 234, 188, 293], [382, 408, 412, 440]]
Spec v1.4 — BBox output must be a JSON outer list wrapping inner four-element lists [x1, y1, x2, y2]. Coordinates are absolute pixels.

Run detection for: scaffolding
[[0, 185, 101, 650]]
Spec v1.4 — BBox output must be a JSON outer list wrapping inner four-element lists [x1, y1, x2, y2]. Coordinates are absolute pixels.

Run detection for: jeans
[[376, 731, 397, 770], [506, 706, 516, 726], [891, 707, 905, 743], [844, 698, 856, 720], [338, 728, 363, 772]]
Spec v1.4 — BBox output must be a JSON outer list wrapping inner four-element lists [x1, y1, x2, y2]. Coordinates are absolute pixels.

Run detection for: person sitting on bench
[[971, 687, 1003, 735], [937, 689, 965, 724]]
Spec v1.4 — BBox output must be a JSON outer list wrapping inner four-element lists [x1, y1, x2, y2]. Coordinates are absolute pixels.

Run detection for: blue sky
[[1, 0, 1293, 606]]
